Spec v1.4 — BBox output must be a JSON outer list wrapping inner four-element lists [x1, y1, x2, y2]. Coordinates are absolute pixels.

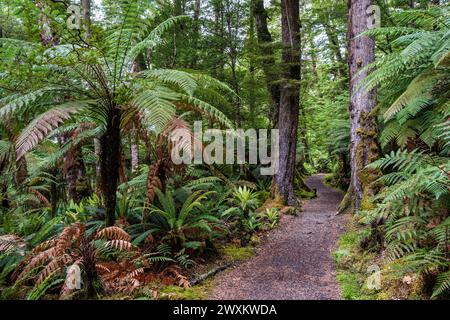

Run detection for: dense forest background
[[0, 0, 448, 300]]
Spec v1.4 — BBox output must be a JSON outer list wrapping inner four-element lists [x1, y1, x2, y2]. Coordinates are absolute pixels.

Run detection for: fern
[[15, 102, 89, 159], [432, 271, 450, 298]]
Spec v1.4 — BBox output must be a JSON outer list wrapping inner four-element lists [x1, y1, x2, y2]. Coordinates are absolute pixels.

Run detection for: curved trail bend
[[209, 174, 349, 300]]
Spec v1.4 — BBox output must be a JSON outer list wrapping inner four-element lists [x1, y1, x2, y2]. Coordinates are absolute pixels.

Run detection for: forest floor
[[209, 174, 350, 300]]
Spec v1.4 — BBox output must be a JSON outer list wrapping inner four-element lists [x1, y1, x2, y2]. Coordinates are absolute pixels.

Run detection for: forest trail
[[209, 174, 350, 300]]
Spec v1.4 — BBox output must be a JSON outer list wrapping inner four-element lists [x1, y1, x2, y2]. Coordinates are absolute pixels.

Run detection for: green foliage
[[0, 0, 448, 302], [354, 5, 450, 299], [147, 189, 220, 250]]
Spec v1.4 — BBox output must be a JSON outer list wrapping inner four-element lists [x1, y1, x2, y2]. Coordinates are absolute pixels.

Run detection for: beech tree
[[341, 0, 380, 212], [273, 0, 301, 205]]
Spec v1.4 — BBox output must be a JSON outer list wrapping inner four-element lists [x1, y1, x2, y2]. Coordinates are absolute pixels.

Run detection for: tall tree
[[273, 0, 301, 205], [343, 0, 380, 212], [252, 0, 280, 128], [81, 0, 91, 37]]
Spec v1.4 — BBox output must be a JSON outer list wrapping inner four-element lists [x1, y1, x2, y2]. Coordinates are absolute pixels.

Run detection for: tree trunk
[[36, 0, 59, 47], [100, 107, 121, 227], [252, 0, 281, 128], [130, 129, 139, 175], [1, 184, 9, 210], [345, 0, 380, 212], [190, 0, 202, 68], [50, 172, 58, 217], [66, 144, 91, 203], [81, 0, 91, 38], [307, 26, 318, 79], [323, 22, 346, 78], [273, 0, 301, 206], [94, 138, 102, 197], [15, 156, 28, 187]]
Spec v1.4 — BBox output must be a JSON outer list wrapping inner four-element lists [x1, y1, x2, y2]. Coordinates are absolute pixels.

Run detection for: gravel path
[[209, 174, 350, 300]]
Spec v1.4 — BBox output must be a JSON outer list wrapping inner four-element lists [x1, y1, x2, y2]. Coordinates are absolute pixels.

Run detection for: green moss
[[323, 173, 334, 185], [220, 245, 255, 262], [336, 271, 362, 300], [333, 226, 380, 300], [294, 172, 316, 200], [157, 282, 213, 300], [336, 271, 379, 300], [135, 278, 215, 301], [297, 188, 316, 199], [338, 188, 354, 214]]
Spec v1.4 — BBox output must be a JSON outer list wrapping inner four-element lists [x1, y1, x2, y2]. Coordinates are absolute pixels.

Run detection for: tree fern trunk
[[49, 168, 58, 217], [273, 0, 301, 206], [15, 156, 28, 187], [0, 184, 9, 210], [100, 107, 121, 227], [66, 145, 91, 203], [346, 0, 380, 211], [94, 138, 102, 197]]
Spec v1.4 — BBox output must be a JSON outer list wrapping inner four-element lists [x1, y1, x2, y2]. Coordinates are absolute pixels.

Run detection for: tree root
[[189, 263, 233, 286]]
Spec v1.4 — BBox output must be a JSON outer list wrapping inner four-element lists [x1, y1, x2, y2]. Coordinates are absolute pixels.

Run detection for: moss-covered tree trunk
[[273, 0, 301, 206], [343, 0, 380, 212]]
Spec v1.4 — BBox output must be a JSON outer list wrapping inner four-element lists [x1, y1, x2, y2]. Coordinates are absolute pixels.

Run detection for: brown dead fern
[[13, 223, 137, 299]]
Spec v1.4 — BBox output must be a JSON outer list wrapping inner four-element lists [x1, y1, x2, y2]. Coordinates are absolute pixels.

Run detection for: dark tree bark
[[343, 0, 380, 212], [252, 0, 281, 128], [0, 150, 9, 209], [100, 107, 121, 227], [14, 156, 28, 187], [94, 138, 102, 197], [273, 0, 301, 206], [49, 170, 58, 217], [223, 2, 242, 127], [65, 144, 91, 203]]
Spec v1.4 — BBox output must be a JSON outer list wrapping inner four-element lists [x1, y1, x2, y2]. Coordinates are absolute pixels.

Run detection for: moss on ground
[[158, 281, 214, 300], [333, 226, 380, 300], [220, 244, 255, 262], [297, 188, 316, 199], [333, 219, 431, 300], [133, 245, 257, 300]]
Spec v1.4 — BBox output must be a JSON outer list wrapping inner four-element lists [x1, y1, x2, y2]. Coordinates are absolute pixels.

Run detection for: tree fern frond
[[0, 87, 69, 119], [15, 102, 89, 159], [140, 69, 197, 96], [127, 15, 191, 64], [384, 70, 442, 121], [179, 95, 233, 128]]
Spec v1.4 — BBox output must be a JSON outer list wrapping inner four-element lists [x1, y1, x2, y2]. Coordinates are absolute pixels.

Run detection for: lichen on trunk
[[343, 0, 381, 213]]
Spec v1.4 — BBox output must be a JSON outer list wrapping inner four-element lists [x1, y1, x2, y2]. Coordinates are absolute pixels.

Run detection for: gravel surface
[[209, 174, 350, 300]]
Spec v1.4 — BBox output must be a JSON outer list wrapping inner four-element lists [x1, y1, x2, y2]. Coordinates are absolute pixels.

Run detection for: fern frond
[[15, 102, 89, 159]]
